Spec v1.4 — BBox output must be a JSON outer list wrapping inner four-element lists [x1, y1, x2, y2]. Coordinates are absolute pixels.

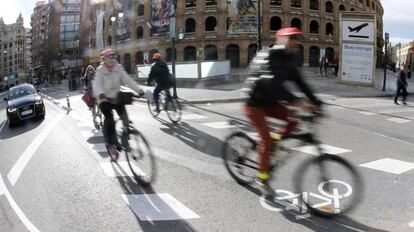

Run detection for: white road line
[[359, 158, 414, 175], [182, 114, 208, 120], [358, 111, 378, 116], [292, 144, 351, 156], [77, 121, 94, 128], [99, 162, 134, 177], [201, 121, 235, 129], [122, 193, 200, 221], [0, 175, 40, 232], [7, 114, 64, 186], [409, 220, 414, 227], [0, 121, 5, 135], [81, 130, 103, 138], [379, 108, 414, 114], [386, 118, 411, 124]]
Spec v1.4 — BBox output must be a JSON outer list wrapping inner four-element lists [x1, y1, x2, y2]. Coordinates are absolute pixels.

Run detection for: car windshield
[[8, 86, 36, 100]]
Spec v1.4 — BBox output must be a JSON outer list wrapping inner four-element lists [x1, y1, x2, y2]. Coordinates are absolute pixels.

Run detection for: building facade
[[0, 15, 27, 90], [25, 29, 33, 79], [81, 0, 384, 74], [31, 0, 48, 73]]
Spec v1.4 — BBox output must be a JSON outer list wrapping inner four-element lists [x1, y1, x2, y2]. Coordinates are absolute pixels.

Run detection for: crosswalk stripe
[[386, 118, 411, 124], [77, 121, 94, 128], [292, 144, 351, 156], [358, 111, 378, 116], [90, 143, 107, 153], [359, 158, 414, 175], [201, 121, 235, 129], [182, 114, 208, 120], [81, 130, 103, 138], [121, 193, 200, 221], [99, 162, 134, 177], [379, 108, 414, 114]]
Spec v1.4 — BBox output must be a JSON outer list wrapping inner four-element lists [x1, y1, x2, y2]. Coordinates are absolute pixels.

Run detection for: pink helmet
[[276, 27, 302, 37], [100, 48, 115, 59]]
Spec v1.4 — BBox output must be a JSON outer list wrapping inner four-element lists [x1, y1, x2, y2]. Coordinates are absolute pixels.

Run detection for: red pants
[[244, 104, 298, 172]]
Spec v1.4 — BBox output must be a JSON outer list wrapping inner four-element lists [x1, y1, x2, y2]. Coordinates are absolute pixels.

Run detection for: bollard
[[66, 95, 71, 110]]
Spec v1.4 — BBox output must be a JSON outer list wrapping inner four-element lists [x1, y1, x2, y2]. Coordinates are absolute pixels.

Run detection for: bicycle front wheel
[[294, 154, 363, 218], [126, 129, 156, 185], [147, 98, 160, 117], [166, 97, 182, 123], [222, 131, 258, 185]]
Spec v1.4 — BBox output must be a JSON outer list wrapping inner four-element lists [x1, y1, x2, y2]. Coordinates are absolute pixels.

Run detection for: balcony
[[136, 16, 144, 23], [326, 12, 334, 19], [270, 5, 283, 12], [291, 7, 302, 14], [185, 7, 196, 14], [248, 32, 258, 37], [308, 33, 319, 41], [205, 31, 217, 38], [309, 9, 319, 16], [270, 30, 277, 37], [226, 31, 239, 38], [205, 5, 217, 12], [326, 35, 334, 42], [184, 32, 196, 39]]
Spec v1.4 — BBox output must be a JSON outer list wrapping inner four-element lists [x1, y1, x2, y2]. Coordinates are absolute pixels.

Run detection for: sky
[[0, 0, 413, 46]]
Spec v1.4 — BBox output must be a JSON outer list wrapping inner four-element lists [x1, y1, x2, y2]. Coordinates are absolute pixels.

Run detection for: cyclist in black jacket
[[243, 27, 322, 196], [146, 53, 174, 112]]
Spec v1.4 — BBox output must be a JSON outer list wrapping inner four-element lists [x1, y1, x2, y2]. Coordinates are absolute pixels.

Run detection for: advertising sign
[[227, 0, 257, 33], [342, 21, 374, 43], [114, 0, 131, 43], [340, 13, 376, 85], [151, 0, 176, 35], [96, 11, 104, 49], [341, 44, 374, 83]]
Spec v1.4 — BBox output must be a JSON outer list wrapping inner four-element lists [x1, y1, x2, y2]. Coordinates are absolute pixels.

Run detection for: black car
[[4, 84, 46, 127]]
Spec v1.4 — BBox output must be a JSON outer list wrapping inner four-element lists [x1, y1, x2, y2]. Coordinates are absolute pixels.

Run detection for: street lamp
[[257, 0, 262, 51]]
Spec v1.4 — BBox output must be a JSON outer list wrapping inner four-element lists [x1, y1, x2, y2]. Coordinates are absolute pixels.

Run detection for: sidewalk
[[42, 68, 414, 104]]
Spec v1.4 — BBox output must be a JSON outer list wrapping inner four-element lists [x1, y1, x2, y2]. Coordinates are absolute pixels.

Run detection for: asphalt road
[[1, 88, 414, 231]]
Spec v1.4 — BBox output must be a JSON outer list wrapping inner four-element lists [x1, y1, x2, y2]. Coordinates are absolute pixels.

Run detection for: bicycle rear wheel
[[147, 98, 160, 117], [165, 97, 182, 123], [294, 154, 363, 218], [222, 131, 258, 185], [94, 105, 103, 130], [126, 129, 156, 185]]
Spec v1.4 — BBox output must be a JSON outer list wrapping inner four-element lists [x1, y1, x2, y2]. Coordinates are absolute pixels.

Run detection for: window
[[184, 46, 197, 61], [326, 23, 334, 35], [205, 16, 217, 31], [325, 1, 333, 13], [291, 18, 302, 30], [185, 18, 196, 33], [270, 16, 282, 31], [339, 5, 346, 11], [204, 45, 217, 60], [310, 0, 318, 10], [136, 26, 144, 39], [270, 0, 282, 6], [206, 0, 217, 6], [310, 20, 319, 34], [291, 0, 301, 8], [186, 0, 196, 8], [137, 4, 144, 16]]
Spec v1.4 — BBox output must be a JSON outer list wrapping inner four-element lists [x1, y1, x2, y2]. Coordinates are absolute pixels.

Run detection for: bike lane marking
[[359, 158, 414, 174], [7, 113, 64, 186], [121, 193, 200, 221], [0, 121, 5, 136], [0, 174, 40, 232], [292, 144, 351, 155]]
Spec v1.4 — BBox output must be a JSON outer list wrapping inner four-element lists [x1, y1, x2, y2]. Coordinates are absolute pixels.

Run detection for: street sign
[[342, 21, 375, 43], [169, 17, 176, 39]]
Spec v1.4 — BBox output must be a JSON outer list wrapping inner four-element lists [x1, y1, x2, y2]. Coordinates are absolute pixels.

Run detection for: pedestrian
[[394, 64, 408, 105], [408, 64, 412, 79], [320, 54, 328, 75], [332, 55, 339, 77]]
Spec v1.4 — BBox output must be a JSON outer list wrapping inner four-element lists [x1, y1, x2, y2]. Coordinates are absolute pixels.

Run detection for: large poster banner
[[96, 11, 104, 49], [341, 43, 374, 84], [227, 0, 257, 33], [151, 0, 176, 35], [114, 0, 131, 43]]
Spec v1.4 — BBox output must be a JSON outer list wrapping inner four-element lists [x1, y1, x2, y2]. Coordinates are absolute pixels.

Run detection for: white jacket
[[93, 62, 143, 103]]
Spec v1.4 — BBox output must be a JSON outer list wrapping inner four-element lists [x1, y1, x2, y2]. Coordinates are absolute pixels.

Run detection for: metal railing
[[226, 31, 239, 38], [309, 9, 319, 16], [308, 33, 319, 41], [205, 31, 217, 38], [184, 32, 196, 39], [326, 13, 334, 19], [291, 7, 302, 14], [326, 35, 334, 42], [185, 7, 196, 14], [205, 5, 217, 12], [270, 5, 283, 12]]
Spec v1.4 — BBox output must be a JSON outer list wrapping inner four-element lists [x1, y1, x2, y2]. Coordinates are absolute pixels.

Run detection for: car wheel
[[7, 119, 15, 128]]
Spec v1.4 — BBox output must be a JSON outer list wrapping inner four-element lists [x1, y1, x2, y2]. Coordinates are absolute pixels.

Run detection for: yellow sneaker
[[257, 171, 271, 181], [270, 133, 282, 142]]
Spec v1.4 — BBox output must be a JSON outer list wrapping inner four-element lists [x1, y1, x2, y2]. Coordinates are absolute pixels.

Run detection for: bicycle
[[222, 112, 363, 218], [324, 63, 335, 78], [92, 102, 103, 130], [146, 86, 182, 123], [108, 92, 157, 185]]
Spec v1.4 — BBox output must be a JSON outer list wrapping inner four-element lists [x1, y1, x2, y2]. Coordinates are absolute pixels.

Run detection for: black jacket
[[148, 60, 173, 86], [246, 46, 320, 106], [397, 70, 407, 87]]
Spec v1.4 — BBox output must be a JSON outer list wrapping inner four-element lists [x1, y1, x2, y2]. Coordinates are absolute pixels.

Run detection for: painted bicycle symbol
[[260, 180, 353, 220]]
